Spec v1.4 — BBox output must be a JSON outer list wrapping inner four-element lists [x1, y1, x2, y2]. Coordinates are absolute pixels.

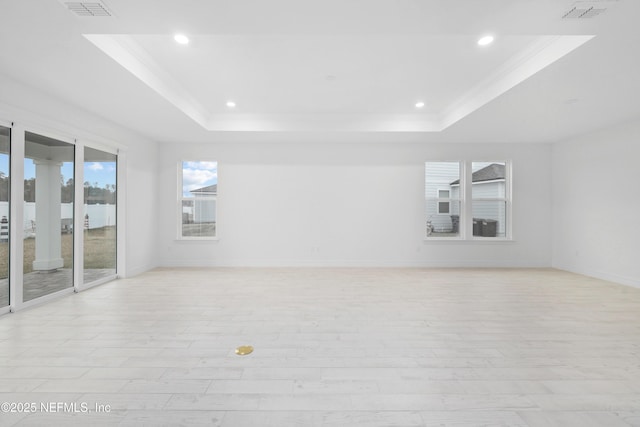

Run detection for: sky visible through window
[[21, 161, 116, 188], [182, 161, 217, 197], [84, 162, 116, 187]]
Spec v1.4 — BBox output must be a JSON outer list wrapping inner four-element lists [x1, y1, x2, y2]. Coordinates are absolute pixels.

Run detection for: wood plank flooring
[[1, 267, 640, 426]]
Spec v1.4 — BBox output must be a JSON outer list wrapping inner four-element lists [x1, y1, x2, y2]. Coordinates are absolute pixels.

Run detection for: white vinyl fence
[[0, 202, 115, 237]]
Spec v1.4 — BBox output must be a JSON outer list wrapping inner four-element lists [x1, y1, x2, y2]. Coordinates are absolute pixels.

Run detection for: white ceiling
[[0, 0, 639, 143]]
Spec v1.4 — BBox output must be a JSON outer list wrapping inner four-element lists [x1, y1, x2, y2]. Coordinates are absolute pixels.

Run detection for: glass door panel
[[23, 132, 74, 302], [0, 126, 9, 307], [83, 147, 116, 284]]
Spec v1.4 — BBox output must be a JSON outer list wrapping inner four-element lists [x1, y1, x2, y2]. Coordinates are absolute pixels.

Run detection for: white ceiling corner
[[84, 34, 211, 129], [439, 35, 594, 129]]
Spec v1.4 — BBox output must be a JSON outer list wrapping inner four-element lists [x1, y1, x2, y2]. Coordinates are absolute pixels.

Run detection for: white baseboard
[[123, 262, 159, 278], [158, 258, 551, 269], [553, 263, 640, 289]]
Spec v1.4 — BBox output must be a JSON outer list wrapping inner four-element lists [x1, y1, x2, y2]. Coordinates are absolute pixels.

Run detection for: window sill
[[424, 237, 515, 243], [175, 237, 219, 242]]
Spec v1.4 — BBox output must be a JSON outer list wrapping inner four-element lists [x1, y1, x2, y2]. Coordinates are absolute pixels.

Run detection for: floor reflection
[[0, 268, 115, 305]]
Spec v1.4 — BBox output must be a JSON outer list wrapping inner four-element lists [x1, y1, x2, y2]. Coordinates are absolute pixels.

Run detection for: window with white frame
[[471, 161, 509, 238], [179, 161, 217, 239], [425, 161, 511, 239], [425, 162, 461, 238]]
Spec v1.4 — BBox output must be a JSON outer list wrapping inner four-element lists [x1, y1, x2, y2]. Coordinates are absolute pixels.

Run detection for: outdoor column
[[32, 160, 63, 271]]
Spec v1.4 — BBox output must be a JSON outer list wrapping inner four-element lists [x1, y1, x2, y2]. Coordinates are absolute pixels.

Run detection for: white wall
[[552, 119, 640, 287], [0, 73, 159, 277], [120, 139, 159, 276], [158, 140, 552, 267]]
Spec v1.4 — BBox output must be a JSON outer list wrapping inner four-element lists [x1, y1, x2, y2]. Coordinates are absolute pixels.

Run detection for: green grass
[[83, 226, 117, 269], [0, 226, 116, 278]]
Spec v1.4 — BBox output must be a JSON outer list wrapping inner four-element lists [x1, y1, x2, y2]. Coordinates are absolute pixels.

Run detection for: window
[[471, 162, 508, 238], [437, 189, 450, 214], [179, 161, 217, 239], [425, 162, 461, 238], [425, 161, 511, 239]]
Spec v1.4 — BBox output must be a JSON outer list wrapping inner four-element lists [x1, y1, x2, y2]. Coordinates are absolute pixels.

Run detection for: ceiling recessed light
[[477, 35, 494, 46], [226, 101, 236, 108], [174, 34, 189, 45], [415, 102, 425, 109]]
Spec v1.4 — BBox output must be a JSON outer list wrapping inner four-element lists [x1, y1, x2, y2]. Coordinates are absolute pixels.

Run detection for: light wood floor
[[1, 267, 640, 426]]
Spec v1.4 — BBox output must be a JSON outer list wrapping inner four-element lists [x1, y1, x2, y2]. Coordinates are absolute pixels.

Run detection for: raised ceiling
[[85, 33, 591, 132], [0, 0, 639, 143]]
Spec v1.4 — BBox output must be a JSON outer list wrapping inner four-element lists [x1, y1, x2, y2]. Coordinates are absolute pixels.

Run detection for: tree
[[24, 178, 36, 202], [0, 173, 8, 202]]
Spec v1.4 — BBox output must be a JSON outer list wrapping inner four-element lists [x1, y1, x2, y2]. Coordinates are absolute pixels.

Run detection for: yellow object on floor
[[235, 345, 254, 356]]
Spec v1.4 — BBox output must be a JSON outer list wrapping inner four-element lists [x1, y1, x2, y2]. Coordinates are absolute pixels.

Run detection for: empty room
[[1, 0, 640, 426]]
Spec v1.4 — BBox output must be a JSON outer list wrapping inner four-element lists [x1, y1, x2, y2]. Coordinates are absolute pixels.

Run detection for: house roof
[[190, 184, 217, 195], [450, 163, 505, 185]]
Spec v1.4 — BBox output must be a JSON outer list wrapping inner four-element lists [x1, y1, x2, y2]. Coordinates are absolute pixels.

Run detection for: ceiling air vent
[[60, 1, 113, 17], [562, 1, 617, 19]]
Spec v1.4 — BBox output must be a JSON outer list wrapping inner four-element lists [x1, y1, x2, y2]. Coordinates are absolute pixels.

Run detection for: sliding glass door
[[0, 124, 121, 310], [83, 147, 117, 284]]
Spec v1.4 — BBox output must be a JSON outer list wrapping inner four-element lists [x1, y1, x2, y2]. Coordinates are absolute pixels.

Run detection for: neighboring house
[[185, 184, 217, 224], [426, 163, 506, 235], [425, 162, 461, 232], [190, 184, 217, 196]]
